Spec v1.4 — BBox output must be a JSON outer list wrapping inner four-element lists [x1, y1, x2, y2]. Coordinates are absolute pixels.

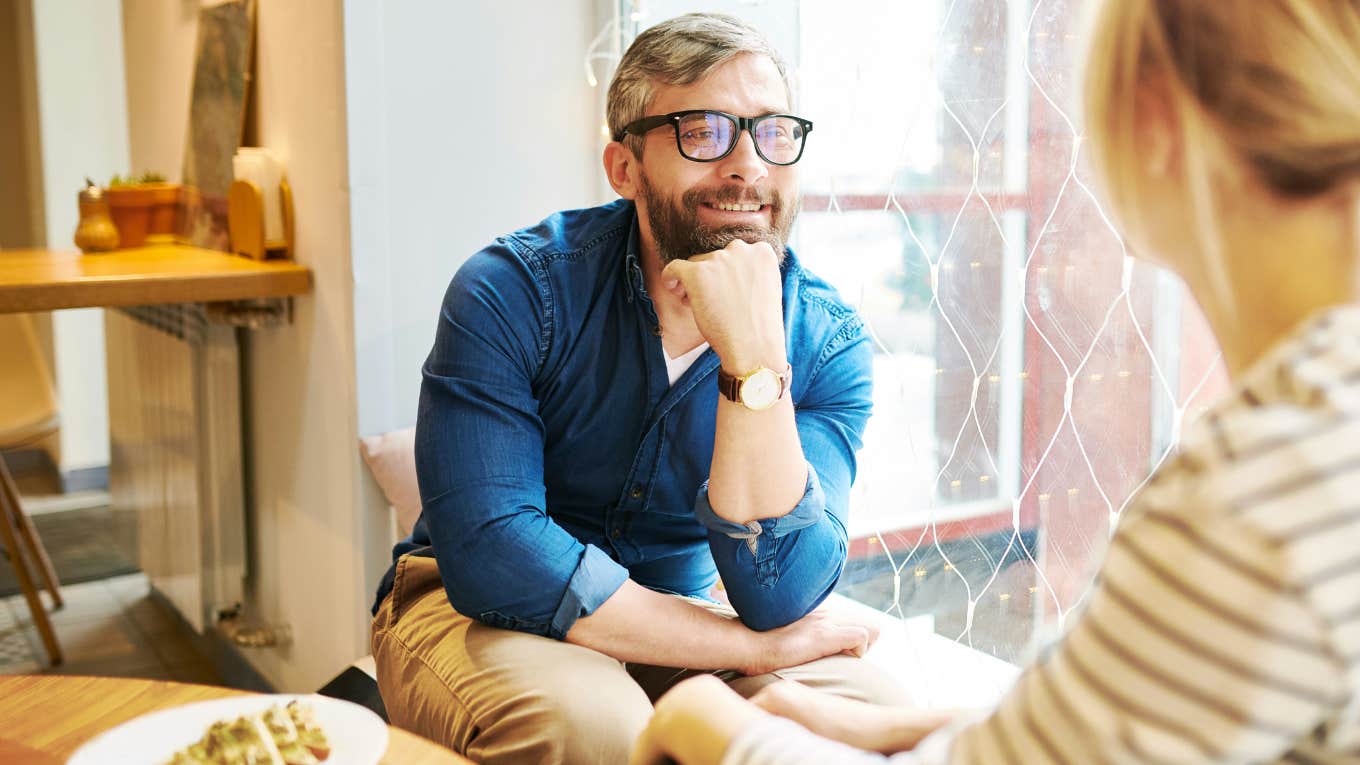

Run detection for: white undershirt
[[664, 342, 709, 386]]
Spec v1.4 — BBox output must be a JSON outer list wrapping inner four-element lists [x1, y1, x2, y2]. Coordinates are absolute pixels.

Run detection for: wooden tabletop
[[0, 674, 473, 764], [0, 246, 312, 313]]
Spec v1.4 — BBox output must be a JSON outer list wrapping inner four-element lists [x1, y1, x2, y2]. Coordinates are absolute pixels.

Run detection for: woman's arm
[[630, 675, 956, 765], [748, 680, 957, 754], [631, 675, 771, 765]]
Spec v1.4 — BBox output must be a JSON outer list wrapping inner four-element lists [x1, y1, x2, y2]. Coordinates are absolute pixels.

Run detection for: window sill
[[825, 593, 1020, 709]]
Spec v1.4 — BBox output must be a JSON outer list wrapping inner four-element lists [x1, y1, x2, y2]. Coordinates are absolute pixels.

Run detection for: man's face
[[633, 53, 801, 265]]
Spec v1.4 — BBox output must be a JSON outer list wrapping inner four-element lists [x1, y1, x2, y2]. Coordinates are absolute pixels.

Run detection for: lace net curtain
[[604, 0, 1228, 664]]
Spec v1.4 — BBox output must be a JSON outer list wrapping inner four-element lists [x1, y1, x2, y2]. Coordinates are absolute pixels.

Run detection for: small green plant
[[108, 171, 167, 187]]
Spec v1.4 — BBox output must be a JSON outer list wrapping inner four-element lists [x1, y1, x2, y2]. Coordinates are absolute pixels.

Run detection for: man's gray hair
[[607, 13, 794, 155]]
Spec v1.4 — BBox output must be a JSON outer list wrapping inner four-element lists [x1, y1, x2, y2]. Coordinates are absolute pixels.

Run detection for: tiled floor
[[0, 572, 223, 684]]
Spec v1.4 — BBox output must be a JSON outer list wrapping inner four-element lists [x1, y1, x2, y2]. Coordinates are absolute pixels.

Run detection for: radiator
[[106, 305, 246, 633]]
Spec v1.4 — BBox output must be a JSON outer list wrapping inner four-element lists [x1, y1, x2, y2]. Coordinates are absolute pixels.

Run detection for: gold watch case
[[718, 364, 792, 411]]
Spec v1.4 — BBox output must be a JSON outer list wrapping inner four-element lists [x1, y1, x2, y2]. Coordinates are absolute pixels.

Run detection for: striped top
[[725, 307, 1360, 765]]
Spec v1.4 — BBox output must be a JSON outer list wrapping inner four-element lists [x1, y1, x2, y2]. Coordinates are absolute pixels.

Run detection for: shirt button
[[630, 485, 644, 499], [612, 528, 622, 539], [651, 325, 662, 337]]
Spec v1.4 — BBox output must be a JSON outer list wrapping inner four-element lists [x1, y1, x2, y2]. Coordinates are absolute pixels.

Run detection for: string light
[[582, 16, 623, 88]]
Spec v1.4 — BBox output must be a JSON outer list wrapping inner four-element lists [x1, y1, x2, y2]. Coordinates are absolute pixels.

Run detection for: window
[[610, 0, 1227, 667]]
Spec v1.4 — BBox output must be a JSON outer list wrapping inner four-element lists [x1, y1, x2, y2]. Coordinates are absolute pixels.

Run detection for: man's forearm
[[565, 578, 761, 670], [708, 380, 808, 525], [662, 241, 810, 525]]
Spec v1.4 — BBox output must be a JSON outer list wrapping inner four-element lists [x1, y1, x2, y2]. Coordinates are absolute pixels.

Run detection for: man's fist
[[660, 239, 787, 373]]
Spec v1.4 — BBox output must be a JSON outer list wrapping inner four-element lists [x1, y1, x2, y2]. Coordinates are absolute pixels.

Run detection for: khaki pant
[[372, 554, 910, 765]]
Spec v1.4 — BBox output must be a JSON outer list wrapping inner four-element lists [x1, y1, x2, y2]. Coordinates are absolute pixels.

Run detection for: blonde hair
[[1082, 0, 1360, 292], [607, 13, 793, 156]]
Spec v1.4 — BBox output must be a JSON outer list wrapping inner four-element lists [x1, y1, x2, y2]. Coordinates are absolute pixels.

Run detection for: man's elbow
[[440, 577, 555, 637], [731, 555, 846, 632]]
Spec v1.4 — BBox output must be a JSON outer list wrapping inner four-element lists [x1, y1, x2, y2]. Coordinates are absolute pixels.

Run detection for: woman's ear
[[1136, 83, 1179, 178], [604, 141, 640, 200]]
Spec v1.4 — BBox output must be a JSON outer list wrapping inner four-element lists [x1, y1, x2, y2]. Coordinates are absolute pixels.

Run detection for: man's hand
[[660, 240, 786, 372], [740, 609, 879, 676]]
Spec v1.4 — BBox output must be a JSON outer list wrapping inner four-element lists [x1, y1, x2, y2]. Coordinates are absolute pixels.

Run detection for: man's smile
[[698, 201, 772, 223]]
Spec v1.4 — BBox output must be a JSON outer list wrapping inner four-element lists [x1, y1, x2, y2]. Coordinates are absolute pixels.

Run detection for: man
[[371, 12, 908, 764]]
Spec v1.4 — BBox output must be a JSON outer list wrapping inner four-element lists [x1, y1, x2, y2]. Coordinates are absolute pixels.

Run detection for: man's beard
[[638, 173, 797, 265]]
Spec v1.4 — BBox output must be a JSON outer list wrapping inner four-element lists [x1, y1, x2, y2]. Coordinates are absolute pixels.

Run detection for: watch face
[[740, 368, 782, 410]]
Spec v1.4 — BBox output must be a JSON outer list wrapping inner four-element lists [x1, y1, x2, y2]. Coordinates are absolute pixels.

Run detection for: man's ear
[[604, 141, 641, 200]]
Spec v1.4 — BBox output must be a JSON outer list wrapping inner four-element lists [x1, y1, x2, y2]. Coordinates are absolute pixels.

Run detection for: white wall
[[121, 1, 198, 180], [345, 0, 604, 440], [242, 0, 370, 691], [30, 0, 128, 478]]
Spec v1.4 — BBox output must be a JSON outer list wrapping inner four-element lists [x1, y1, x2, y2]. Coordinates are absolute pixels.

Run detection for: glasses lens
[[753, 116, 805, 165], [676, 112, 736, 161]]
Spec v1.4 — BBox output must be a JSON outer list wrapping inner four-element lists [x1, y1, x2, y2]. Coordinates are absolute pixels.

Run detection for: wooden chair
[[0, 313, 64, 665]]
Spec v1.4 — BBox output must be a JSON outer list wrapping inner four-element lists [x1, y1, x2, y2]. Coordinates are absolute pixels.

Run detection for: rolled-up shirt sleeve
[[416, 244, 628, 639], [696, 323, 873, 631]]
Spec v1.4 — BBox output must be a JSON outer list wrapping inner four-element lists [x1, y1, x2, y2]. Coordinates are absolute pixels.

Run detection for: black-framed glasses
[[616, 110, 813, 166]]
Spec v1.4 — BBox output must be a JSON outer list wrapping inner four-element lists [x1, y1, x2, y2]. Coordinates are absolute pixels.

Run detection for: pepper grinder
[[73, 178, 120, 253]]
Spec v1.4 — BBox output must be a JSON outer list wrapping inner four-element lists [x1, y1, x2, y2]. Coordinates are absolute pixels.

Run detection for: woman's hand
[[631, 675, 770, 765], [750, 680, 959, 755]]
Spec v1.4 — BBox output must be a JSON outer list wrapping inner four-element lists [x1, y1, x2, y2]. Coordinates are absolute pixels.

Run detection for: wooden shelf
[[0, 245, 312, 314]]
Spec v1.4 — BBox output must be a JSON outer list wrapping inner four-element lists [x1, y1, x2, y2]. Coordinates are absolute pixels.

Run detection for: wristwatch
[[717, 364, 792, 411]]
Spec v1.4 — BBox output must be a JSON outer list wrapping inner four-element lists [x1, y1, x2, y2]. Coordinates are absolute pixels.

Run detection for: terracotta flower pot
[[105, 183, 181, 247]]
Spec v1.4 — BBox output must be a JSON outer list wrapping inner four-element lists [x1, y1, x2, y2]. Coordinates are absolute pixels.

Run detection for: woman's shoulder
[[1120, 339, 1360, 665], [1137, 308, 1360, 526], [1137, 394, 1360, 543]]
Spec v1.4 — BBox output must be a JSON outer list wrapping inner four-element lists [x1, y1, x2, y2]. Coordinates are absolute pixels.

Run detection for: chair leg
[[0, 469, 62, 666], [0, 459, 62, 609]]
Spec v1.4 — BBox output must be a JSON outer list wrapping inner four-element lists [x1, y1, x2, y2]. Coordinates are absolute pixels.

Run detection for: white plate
[[66, 693, 389, 765]]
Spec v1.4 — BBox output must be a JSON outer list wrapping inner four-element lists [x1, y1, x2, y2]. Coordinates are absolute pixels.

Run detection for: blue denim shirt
[[372, 199, 873, 639]]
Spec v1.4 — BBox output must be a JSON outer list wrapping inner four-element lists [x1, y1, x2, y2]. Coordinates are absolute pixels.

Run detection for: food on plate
[[163, 700, 331, 764]]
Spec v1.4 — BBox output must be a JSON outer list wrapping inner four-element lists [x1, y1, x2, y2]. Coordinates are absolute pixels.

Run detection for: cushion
[[359, 427, 420, 537]]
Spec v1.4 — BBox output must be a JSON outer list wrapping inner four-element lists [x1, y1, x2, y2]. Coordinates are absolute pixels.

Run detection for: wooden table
[[0, 675, 474, 764], [0, 246, 312, 313]]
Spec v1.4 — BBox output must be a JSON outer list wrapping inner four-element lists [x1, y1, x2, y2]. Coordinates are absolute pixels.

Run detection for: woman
[[631, 0, 1360, 762]]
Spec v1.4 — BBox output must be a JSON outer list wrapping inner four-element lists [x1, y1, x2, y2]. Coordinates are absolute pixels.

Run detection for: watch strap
[[717, 368, 742, 402], [717, 364, 792, 405]]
